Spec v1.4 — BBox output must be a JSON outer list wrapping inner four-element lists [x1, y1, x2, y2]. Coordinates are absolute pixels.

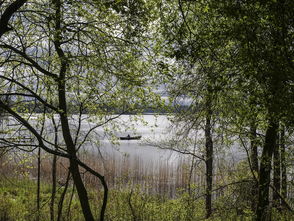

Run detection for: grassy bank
[[1, 178, 293, 221]]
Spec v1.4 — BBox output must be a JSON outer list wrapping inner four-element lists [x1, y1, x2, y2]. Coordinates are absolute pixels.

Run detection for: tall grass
[[1, 150, 293, 220]]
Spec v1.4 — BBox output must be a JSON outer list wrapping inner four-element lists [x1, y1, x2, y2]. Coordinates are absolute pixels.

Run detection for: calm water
[[1, 114, 181, 165], [1, 113, 247, 196], [1, 114, 245, 168], [79, 114, 181, 168]]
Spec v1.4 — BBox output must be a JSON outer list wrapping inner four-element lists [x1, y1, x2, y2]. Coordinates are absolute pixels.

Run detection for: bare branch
[[0, 0, 27, 37], [0, 75, 61, 113], [0, 44, 59, 79]]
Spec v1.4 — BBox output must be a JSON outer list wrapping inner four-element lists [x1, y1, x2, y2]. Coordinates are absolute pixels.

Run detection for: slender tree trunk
[[250, 122, 259, 211], [58, 80, 94, 220], [52, 0, 95, 220], [256, 118, 278, 221], [205, 97, 213, 219], [37, 147, 41, 221], [37, 109, 46, 221], [58, 76, 94, 221], [57, 171, 71, 221], [50, 154, 57, 221], [66, 185, 75, 221], [50, 119, 58, 221], [273, 127, 281, 209], [250, 122, 259, 175], [280, 127, 287, 209]]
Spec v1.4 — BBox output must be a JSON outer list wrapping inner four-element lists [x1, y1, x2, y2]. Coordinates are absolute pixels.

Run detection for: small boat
[[120, 135, 142, 140]]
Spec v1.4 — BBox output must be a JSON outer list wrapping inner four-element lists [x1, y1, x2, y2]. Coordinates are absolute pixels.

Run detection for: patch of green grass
[[0, 178, 293, 221]]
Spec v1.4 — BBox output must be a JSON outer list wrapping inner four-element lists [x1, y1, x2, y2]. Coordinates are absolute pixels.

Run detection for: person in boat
[[127, 134, 130, 138]]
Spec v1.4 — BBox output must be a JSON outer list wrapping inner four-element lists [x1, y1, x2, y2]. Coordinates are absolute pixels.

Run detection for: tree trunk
[[273, 127, 281, 209], [57, 171, 71, 221], [250, 122, 259, 175], [37, 147, 41, 221], [256, 118, 278, 221], [52, 0, 95, 219], [50, 119, 58, 221], [58, 81, 94, 221], [66, 185, 75, 221], [50, 154, 57, 221], [280, 127, 287, 209], [205, 99, 213, 219], [250, 122, 259, 211]]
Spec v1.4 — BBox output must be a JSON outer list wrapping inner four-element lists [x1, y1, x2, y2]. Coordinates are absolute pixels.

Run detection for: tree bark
[[250, 122, 259, 175], [273, 127, 281, 209], [205, 97, 213, 219], [57, 171, 71, 221], [250, 122, 259, 211], [280, 127, 287, 209], [0, 0, 27, 37], [50, 154, 57, 221], [256, 118, 278, 221], [57, 51, 95, 221], [50, 118, 58, 221], [66, 185, 75, 221], [37, 147, 41, 221], [52, 0, 95, 220]]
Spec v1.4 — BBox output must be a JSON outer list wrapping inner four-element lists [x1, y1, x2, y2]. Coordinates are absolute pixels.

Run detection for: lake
[[85, 114, 180, 165], [1, 113, 245, 167], [0, 113, 246, 195]]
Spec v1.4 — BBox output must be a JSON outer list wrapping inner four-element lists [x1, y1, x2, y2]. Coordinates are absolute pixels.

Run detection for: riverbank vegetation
[[1, 0, 294, 220], [1, 162, 292, 221]]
